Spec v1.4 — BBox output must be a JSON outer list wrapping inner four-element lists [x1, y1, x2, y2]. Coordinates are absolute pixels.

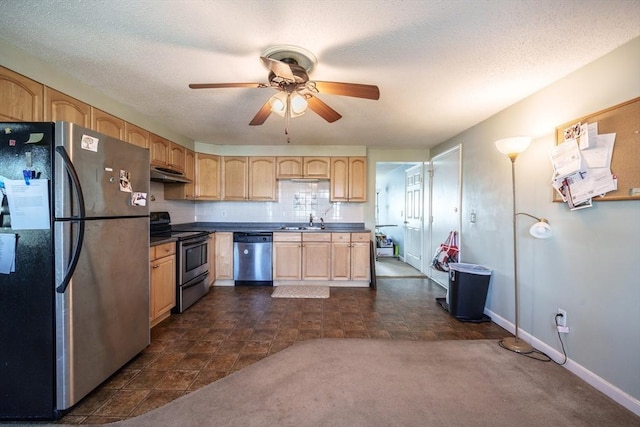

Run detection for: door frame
[[428, 145, 462, 287]]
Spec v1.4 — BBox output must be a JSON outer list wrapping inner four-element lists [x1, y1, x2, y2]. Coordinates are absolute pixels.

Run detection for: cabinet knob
[[152, 264, 160, 269]]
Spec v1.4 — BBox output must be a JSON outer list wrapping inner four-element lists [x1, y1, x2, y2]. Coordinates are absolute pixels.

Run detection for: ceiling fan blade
[[189, 83, 265, 89], [260, 57, 295, 81], [249, 100, 272, 126], [307, 96, 342, 123], [313, 81, 380, 100]]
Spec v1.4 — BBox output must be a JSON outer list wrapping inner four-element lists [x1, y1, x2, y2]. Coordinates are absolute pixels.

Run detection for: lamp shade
[[495, 136, 531, 157], [269, 92, 287, 117], [529, 220, 552, 239], [290, 92, 308, 115]]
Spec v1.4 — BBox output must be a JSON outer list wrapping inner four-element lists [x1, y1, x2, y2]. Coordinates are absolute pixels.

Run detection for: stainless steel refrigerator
[[0, 122, 150, 420]]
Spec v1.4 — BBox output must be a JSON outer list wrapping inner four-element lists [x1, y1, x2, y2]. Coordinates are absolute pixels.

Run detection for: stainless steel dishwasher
[[233, 232, 273, 286]]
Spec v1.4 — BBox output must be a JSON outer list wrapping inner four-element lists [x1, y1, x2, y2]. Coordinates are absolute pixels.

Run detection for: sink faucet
[[309, 214, 314, 227]]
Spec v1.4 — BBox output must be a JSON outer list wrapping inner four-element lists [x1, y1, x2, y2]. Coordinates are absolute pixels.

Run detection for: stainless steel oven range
[[150, 212, 210, 313]]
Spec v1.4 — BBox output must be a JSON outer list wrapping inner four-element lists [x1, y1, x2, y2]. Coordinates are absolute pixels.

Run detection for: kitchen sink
[[279, 226, 323, 230]]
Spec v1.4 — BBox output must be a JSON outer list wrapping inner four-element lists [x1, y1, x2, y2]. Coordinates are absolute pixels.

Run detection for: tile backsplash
[[150, 180, 364, 224]]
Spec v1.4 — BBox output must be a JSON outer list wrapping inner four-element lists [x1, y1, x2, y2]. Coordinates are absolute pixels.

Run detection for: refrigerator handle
[[55, 146, 86, 294]]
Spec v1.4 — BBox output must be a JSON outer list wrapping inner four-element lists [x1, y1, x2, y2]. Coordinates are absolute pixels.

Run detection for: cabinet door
[[195, 153, 221, 200], [150, 255, 176, 326], [222, 156, 248, 200], [165, 148, 196, 200], [149, 133, 171, 167], [215, 232, 234, 280], [124, 122, 150, 149], [330, 157, 349, 202], [276, 157, 303, 179], [169, 143, 186, 173], [91, 107, 125, 139], [273, 242, 302, 280], [351, 242, 371, 281], [44, 86, 91, 127], [184, 149, 195, 199], [348, 157, 367, 202], [331, 242, 351, 280], [0, 66, 43, 121], [304, 157, 330, 179], [302, 241, 331, 280], [249, 157, 276, 201]]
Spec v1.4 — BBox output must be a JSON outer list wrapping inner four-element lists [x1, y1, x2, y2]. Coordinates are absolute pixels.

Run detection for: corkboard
[[554, 97, 640, 202]]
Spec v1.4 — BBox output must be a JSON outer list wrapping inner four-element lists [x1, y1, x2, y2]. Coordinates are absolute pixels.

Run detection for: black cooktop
[[150, 212, 209, 241]]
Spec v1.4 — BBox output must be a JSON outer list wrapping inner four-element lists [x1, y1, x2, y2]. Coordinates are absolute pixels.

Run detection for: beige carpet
[[109, 339, 638, 427], [375, 258, 425, 277], [271, 285, 330, 298]]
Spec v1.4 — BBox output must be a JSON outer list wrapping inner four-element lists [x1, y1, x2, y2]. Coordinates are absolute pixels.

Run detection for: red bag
[[432, 231, 459, 272]]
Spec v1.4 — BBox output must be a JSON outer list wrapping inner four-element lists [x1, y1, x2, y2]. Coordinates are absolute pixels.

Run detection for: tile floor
[[58, 278, 509, 424]]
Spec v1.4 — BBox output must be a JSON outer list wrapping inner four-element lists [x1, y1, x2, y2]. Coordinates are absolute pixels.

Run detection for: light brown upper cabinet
[[303, 157, 330, 179], [44, 86, 91, 127], [169, 143, 186, 173], [276, 156, 330, 179], [249, 157, 277, 201], [149, 133, 171, 168], [124, 122, 150, 149], [330, 157, 367, 202], [91, 107, 125, 140], [222, 156, 248, 200], [0, 66, 43, 122], [195, 153, 221, 200], [165, 148, 196, 201], [150, 134, 185, 173]]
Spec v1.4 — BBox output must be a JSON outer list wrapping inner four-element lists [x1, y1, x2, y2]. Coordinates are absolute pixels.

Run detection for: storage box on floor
[[436, 263, 492, 322], [375, 234, 394, 257]]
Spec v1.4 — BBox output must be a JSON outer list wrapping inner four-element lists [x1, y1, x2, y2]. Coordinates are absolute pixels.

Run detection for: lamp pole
[[500, 154, 534, 354]]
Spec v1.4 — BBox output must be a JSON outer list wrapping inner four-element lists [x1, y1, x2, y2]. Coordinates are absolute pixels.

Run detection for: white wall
[[431, 37, 640, 408]]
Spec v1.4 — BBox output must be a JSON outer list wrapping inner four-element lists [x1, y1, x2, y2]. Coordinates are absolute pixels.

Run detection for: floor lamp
[[495, 137, 552, 354]]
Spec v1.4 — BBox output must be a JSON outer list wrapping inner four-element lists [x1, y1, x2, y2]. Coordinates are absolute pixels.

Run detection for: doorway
[[375, 162, 426, 278]]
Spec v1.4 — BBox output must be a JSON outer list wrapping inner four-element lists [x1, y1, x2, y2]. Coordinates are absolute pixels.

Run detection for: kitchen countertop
[[150, 236, 178, 247], [171, 222, 370, 233]]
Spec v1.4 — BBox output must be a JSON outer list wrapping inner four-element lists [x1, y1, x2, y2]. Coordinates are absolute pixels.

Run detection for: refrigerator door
[[54, 121, 149, 219], [55, 216, 150, 410], [0, 123, 56, 419]]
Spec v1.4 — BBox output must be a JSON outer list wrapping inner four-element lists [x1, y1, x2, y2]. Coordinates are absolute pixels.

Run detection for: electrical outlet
[[557, 309, 567, 327]]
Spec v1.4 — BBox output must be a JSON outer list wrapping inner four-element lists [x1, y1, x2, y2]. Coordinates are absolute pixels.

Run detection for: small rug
[[271, 285, 330, 298]]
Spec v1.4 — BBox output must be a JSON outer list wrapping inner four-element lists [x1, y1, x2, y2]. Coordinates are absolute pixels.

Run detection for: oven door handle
[[181, 237, 209, 248]]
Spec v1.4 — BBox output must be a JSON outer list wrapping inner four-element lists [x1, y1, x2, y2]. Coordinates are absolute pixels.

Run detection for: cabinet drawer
[[351, 233, 370, 242], [274, 232, 302, 242], [332, 232, 351, 242], [303, 232, 331, 242], [152, 242, 175, 260]]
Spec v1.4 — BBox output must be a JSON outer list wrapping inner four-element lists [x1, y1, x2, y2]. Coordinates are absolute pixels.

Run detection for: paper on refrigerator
[[0, 233, 16, 274], [3, 179, 50, 230]]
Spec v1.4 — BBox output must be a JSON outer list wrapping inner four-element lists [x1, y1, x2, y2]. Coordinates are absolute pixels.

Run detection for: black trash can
[[437, 263, 492, 322]]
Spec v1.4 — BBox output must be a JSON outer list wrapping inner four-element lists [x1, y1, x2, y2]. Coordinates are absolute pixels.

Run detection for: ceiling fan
[[189, 45, 380, 133]]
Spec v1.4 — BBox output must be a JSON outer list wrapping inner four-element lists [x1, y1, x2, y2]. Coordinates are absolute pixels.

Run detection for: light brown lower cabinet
[[214, 232, 234, 281], [150, 242, 176, 327], [302, 233, 332, 280], [274, 232, 369, 283], [208, 232, 216, 286]]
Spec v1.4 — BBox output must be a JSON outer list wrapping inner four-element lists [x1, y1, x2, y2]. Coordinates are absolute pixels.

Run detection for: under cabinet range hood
[[150, 166, 191, 183]]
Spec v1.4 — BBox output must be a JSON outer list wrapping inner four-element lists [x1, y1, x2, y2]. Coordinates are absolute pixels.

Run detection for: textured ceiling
[[1, 0, 638, 148]]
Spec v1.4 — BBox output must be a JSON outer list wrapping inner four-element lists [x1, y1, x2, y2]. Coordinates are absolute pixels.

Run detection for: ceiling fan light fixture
[[269, 91, 307, 118], [290, 93, 308, 115], [269, 92, 287, 116]]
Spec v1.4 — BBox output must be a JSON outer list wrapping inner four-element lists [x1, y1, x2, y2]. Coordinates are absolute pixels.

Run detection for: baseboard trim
[[485, 308, 640, 416]]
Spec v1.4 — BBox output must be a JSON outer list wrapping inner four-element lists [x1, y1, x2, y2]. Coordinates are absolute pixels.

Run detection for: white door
[[404, 164, 423, 270], [429, 146, 461, 287]]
